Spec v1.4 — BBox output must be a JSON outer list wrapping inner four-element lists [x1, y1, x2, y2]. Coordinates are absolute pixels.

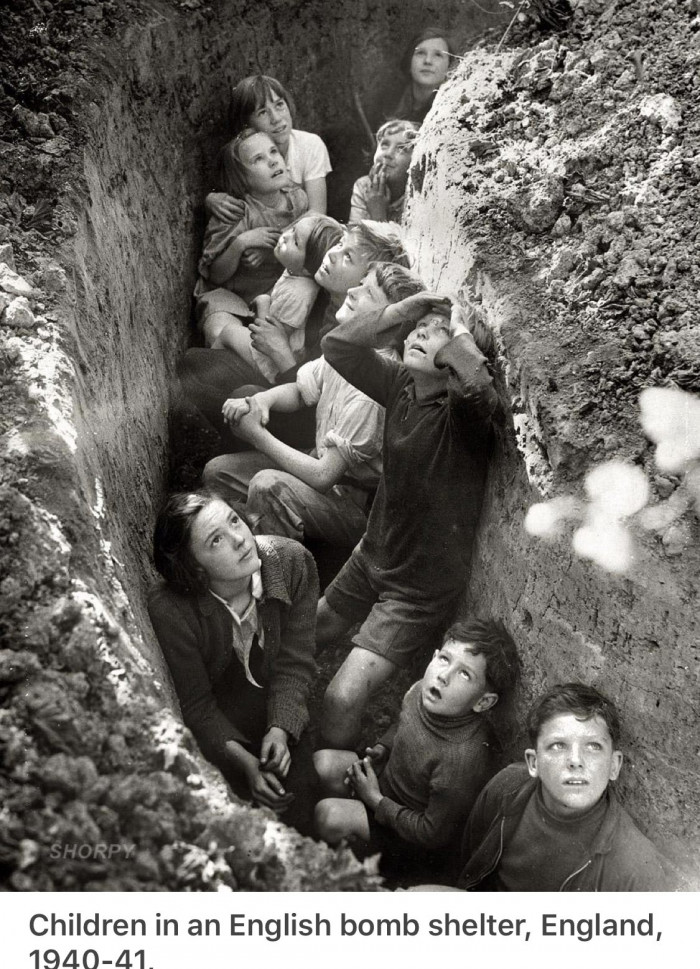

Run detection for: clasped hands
[[222, 393, 269, 444], [342, 744, 388, 812]]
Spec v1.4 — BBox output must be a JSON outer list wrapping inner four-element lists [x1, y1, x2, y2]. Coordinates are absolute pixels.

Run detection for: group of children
[[147, 47, 676, 890]]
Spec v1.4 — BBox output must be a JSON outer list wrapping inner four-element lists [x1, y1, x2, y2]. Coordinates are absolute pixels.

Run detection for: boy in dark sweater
[[318, 290, 499, 747], [314, 619, 520, 878]]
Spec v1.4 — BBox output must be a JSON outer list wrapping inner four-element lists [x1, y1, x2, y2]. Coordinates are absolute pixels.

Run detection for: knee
[[248, 468, 287, 502], [313, 749, 336, 785], [202, 455, 230, 487], [322, 678, 360, 722], [314, 799, 347, 844]]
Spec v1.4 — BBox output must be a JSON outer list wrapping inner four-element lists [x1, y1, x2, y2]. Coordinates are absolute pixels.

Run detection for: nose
[[568, 744, 584, 769], [436, 665, 450, 685]]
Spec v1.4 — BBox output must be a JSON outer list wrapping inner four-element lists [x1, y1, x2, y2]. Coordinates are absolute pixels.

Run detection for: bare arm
[[209, 227, 281, 286], [304, 176, 327, 214]]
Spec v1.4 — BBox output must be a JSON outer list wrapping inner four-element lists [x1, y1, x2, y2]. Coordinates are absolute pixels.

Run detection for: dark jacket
[[147, 535, 318, 766], [458, 764, 674, 892]]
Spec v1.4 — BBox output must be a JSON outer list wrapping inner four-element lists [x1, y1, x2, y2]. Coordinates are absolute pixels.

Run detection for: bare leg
[[202, 311, 241, 347], [210, 320, 255, 368], [316, 596, 354, 648], [315, 797, 371, 845], [321, 646, 399, 749], [313, 748, 359, 797]]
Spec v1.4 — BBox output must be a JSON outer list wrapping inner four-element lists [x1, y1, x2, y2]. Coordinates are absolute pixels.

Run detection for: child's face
[[314, 231, 371, 297], [274, 217, 314, 273], [239, 132, 288, 195], [188, 499, 261, 589], [421, 639, 496, 718], [525, 713, 623, 819], [249, 95, 293, 150], [373, 131, 413, 186], [402, 311, 451, 375], [411, 37, 451, 89], [335, 269, 390, 325]]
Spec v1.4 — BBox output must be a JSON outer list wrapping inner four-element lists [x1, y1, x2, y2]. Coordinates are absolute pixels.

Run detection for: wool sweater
[[147, 535, 318, 766], [374, 683, 493, 849]]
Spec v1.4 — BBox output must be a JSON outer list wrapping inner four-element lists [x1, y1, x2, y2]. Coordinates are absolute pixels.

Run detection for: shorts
[[351, 814, 452, 885], [324, 545, 457, 670]]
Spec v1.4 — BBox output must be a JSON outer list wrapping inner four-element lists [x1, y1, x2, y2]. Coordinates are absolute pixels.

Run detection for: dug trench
[[0, 0, 698, 891]]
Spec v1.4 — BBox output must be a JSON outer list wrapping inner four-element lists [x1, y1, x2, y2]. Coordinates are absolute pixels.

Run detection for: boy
[[318, 290, 499, 747], [202, 263, 424, 548], [457, 683, 674, 891], [349, 120, 419, 224], [314, 619, 520, 878]]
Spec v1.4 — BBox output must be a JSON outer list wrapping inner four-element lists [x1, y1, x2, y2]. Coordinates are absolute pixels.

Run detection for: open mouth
[[426, 685, 442, 701], [407, 344, 427, 355], [563, 779, 588, 786]]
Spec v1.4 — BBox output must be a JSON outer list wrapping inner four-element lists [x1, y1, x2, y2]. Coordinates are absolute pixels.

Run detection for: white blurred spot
[[584, 460, 649, 518]]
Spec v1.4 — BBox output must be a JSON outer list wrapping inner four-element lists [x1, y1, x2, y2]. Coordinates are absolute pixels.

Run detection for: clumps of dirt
[[441, 0, 699, 487]]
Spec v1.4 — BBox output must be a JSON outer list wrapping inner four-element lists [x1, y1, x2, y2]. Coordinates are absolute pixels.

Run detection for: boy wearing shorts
[[318, 292, 499, 747]]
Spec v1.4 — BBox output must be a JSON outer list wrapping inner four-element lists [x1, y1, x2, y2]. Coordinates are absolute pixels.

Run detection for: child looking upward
[[349, 120, 419, 224], [202, 263, 425, 550], [314, 619, 520, 879], [195, 129, 308, 346], [318, 294, 499, 748], [456, 683, 675, 891]]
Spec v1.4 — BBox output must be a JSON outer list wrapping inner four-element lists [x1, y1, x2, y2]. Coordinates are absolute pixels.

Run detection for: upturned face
[[274, 216, 315, 273], [314, 231, 371, 297], [335, 269, 389, 325], [402, 311, 451, 375], [410, 37, 451, 90], [525, 713, 623, 819], [421, 639, 495, 718], [248, 95, 293, 150], [239, 132, 288, 194], [188, 499, 260, 589], [373, 130, 414, 185]]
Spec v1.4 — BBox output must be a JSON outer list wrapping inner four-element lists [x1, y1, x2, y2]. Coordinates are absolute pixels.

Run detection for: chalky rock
[[640, 93, 683, 133], [36, 259, 67, 294], [507, 176, 564, 233], [0, 263, 34, 297], [12, 105, 54, 139], [0, 243, 16, 271], [0, 650, 42, 684], [4, 296, 35, 329]]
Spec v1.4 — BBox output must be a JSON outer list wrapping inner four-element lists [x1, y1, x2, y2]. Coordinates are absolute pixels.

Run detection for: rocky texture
[[405, 0, 699, 881]]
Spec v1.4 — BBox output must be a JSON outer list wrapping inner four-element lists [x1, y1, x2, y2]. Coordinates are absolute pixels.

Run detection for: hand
[[242, 248, 266, 269], [393, 291, 452, 325], [229, 409, 266, 445], [260, 727, 291, 779], [241, 227, 281, 250], [206, 192, 245, 223], [346, 756, 383, 811], [448, 302, 474, 340], [363, 743, 389, 773], [249, 315, 296, 372], [248, 764, 295, 813], [246, 393, 271, 428], [222, 396, 251, 426], [365, 164, 390, 221]]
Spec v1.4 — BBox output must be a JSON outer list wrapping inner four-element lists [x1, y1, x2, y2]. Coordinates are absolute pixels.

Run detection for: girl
[[195, 128, 309, 347], [147, 490, 318, 828], [211, 213, 343, 385], [390, 27, 457, 126], [207, 75, 331, 222], [349, 120, 419, 224]]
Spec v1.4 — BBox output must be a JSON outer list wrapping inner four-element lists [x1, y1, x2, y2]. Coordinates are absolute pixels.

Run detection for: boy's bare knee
[[202, 455, 227, 486], [313, 749, 335, 782], [314, 799, 347, 844]]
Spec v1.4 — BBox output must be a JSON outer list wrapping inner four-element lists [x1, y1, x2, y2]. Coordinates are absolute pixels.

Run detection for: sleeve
[[320, 388, 385, 475], [295, 357, 325, 406], [435, 333, 499, 428], [266, 542, 319, 741], [197, 213, 247, 280], [270, 276, 318, 330], [147, 587, 250, 764], [321, 329, 402, 406], [349, 177, 371, 223], [298, 131, 332, 180], [374, 742, 492, 850]]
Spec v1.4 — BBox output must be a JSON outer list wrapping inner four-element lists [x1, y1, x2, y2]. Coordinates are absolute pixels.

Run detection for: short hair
[[420, 301, 496, 360], [400, 26, 458, 77], [375, 118, 420, 147], [229, 75, 296, 135], [444, 618, 520, 699], [217, 127, 268, 197], [372, 262, 425, 303], [302, 215, 344, 276], [153, 489, 252, 597], [527, 683, 622, 748], [346, 220, 410, 268]]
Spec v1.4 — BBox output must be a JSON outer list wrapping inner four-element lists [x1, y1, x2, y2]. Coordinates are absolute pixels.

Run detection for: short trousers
[[324, 545, 457, 670], [351, 813, 452, 885]]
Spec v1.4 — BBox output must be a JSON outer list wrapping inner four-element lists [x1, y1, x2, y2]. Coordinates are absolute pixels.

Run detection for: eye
[[459, 669, 471, 680], [588, 742, 603, 751], [210, 534, 222, 547], [549, 742, 566, 751]]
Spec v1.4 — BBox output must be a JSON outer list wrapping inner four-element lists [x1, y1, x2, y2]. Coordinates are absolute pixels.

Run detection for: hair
[[400, 25, 458, 77], [372, 261, 425, 303], [527, 683, 622, 748], [346, 220, 410, 268], [301, 215, 344, 276], [229, 74, 296, 135], [418, 300, 496, 360], [216, 127, 273, 197], [375, 118, 420, 147], [444, 618, 520, 699], [152, 489, 252, 597]]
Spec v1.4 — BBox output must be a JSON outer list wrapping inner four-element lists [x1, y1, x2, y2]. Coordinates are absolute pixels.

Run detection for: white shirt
[[209, 571, 265, 688], [285, 129, 332, 184]]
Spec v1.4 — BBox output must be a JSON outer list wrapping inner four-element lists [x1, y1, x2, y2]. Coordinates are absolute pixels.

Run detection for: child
[[211, 214, 342, 385], [456, 683, 675, 891], [314, 619, 520, 879], [317, 293, 499, 748], [202, 263, 425, 550], [195, 128, 309, 346], [349, 120, 419, 224], [207, 74, 331, 219]]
